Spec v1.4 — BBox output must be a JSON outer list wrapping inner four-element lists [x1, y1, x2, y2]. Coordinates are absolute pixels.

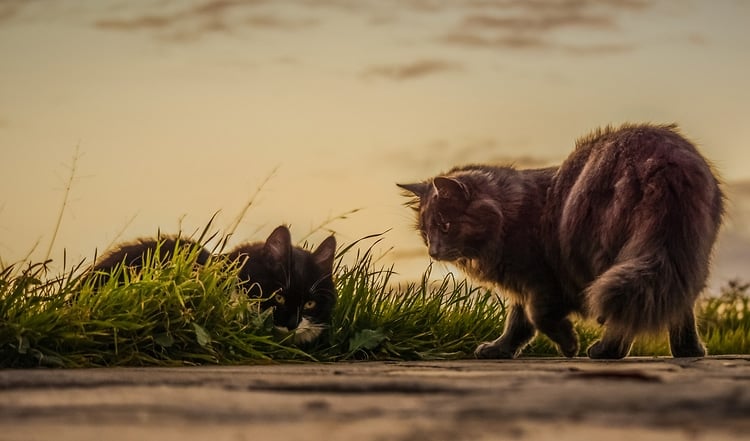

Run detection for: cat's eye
[[437, 213, 450, 233], [304, 300, 316, 310], [440, 222, 450, 233], [274, 294, 286, 305]]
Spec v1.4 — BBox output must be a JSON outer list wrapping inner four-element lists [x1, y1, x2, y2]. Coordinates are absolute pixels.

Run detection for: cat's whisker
[[292, 317, 326, 344]]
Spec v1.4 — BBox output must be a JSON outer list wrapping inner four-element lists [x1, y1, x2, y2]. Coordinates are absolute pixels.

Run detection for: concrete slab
[[1, 357, 749, 440]]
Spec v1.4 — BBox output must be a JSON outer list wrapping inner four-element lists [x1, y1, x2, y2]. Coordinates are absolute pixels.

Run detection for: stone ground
[[1, 356, 749, 441]]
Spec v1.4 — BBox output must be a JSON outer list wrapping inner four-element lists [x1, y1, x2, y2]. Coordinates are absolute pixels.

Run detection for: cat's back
[[553, 123, 723, 218], [557, 123, 718, 189], [548, 123, 724, 286], [93, 236, 209, 273]]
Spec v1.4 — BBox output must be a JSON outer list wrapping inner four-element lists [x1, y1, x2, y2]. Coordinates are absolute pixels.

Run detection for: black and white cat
[[91, 225, 337, 344]]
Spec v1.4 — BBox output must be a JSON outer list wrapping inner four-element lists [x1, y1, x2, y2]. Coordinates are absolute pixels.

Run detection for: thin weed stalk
[[45, 144, 81, 262]]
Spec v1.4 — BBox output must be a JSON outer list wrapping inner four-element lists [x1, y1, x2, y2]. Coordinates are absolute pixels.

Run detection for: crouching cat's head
[[398, 171, 506, 263], [228, 226, 338, 345]]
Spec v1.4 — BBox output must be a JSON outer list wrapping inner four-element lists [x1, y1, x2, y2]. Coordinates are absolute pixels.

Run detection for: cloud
[[0, 1, 24, 24], [561, 43, 634, 55], [441, 32, 549, 49], [437, 0, 652, 55], [687, 33, 708, 46], [244, 14, 317, 29], [459, 0, 652, 12], [442, 138, 558, 168], [362, 59, 464, 81], [461, 13, 616, 32], [192, 0, 267, 15], [600, 0, 652, 10], [5, 0, 654, 56], [386, 138, 559, 174], [391, 0, 652, 14], [0, 0, 49, 25], [94, 0, 316, 41], [95, 15, 176, 31]]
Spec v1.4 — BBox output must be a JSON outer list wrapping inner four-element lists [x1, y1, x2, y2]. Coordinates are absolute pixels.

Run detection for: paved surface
[[1, 357, 749, 441]]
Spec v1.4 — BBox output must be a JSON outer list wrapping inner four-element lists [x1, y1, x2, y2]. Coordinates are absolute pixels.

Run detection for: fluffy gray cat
[[399, 123, 724, 359]]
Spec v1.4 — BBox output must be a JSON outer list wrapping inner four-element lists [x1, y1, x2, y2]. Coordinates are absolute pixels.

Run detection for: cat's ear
[[312, 235, 337, 273], [433, 176, 470, 201], [264, 225, 292, 264], [397, 182, 430, 199]]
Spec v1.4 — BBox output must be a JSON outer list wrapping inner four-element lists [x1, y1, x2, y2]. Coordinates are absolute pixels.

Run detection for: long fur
[[400, 123, 724, 358]]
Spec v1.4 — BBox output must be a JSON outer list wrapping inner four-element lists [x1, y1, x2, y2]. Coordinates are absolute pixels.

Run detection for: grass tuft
[[0, 244, 306, 367], [309, 248, 505, 361], [699, 280, 750, 355]]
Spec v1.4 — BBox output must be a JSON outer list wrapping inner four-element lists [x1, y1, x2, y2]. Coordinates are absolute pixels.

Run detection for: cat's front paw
[[474, 341, 517, 359], [587, 340, 629, 359], [559, 340, 580, 358]]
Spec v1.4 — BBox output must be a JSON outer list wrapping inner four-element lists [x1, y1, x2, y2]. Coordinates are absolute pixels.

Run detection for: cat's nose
[[428, 238, 441, 259], [286, 316, 300, 330]]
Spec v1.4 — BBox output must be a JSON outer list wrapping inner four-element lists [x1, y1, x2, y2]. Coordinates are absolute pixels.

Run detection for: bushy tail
[[585, 251, 693, 338], [584, 153, 722, 338]]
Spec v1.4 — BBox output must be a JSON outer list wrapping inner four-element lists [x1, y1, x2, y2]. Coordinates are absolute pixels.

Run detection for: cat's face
[[236, 226, 337, 344], [399, 176, 500, 262]]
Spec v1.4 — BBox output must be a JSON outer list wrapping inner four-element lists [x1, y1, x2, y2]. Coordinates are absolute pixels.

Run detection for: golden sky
[[1, 0, 749, 287]]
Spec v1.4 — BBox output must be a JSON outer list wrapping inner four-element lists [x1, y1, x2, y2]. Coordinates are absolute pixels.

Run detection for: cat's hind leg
[[669, 309, 706, 358], [587, 329, 633, 359], [475, 303, 535, 359]]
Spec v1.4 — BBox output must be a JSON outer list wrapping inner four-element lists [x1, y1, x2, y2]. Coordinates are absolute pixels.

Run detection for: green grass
[[1, 239, 748, 367], [511, 280, 750, 357], [699, 280, 750, 354], [311, 251, 505, 361], [0, 247, 307, 367]]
